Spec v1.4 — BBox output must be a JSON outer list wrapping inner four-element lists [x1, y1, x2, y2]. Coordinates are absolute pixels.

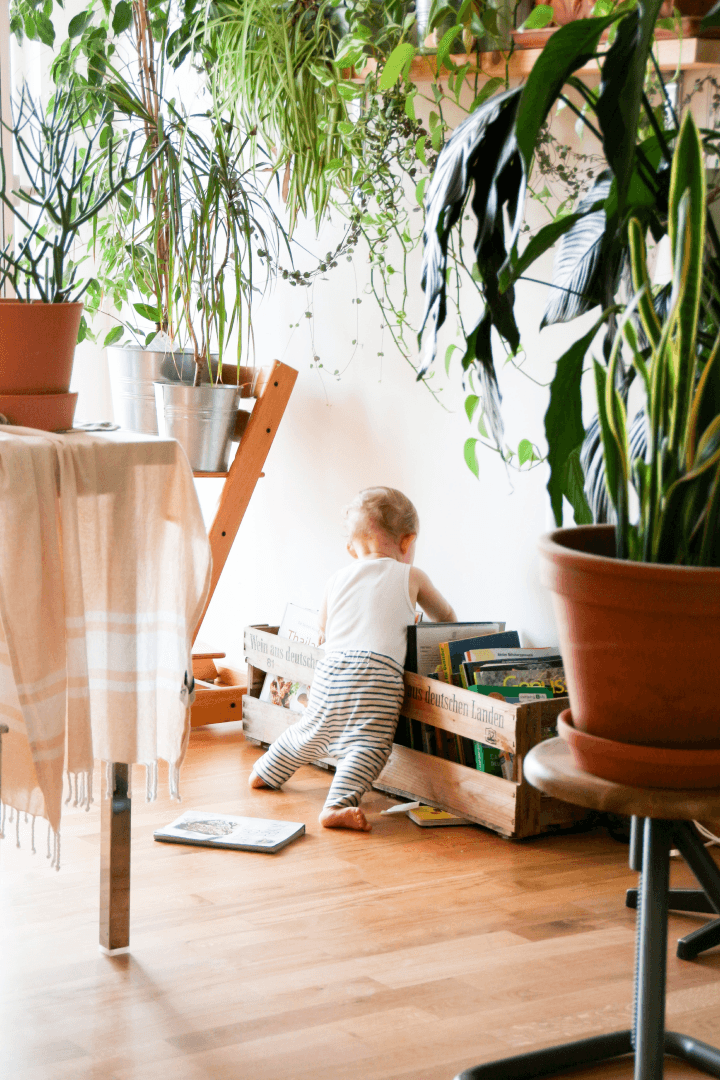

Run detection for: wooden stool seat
[[523, 738, 720, 821], [456, 738, 720, 1080]]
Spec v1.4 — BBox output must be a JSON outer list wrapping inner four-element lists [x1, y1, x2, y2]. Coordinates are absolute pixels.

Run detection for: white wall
[[71, 93, 606, 668]]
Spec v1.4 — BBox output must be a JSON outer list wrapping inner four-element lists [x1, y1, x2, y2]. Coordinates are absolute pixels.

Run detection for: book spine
[[404, 625, 417, 673], [438, 642, 452, 683]]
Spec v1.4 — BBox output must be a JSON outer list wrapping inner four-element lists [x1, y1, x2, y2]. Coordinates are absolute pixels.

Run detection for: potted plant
[[418, 0, 720, 781], [97, 71, 287, 468], [540, 114, 720, 788], [0, 83, 158, 430], [13, 0, 288, 465], [418, 0, 720, 513]]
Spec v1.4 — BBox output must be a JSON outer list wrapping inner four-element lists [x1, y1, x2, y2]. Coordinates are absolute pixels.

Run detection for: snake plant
[[596, 113, 720, 566]]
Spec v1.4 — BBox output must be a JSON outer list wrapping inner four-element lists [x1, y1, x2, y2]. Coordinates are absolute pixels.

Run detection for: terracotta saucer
[[557, 709, 720, 790], [0, 392, 78, 432]]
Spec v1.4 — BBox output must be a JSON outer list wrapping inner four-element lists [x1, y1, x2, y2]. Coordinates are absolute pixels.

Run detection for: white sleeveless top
[[323, 557, 416, 665]]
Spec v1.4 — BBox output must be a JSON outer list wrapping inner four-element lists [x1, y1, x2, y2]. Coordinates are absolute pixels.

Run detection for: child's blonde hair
[[344, 487, 419, 543]]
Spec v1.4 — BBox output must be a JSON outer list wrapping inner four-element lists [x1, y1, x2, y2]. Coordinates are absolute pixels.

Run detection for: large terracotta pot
[[538, 525, 720, 751], [0, 300, 83, 394]]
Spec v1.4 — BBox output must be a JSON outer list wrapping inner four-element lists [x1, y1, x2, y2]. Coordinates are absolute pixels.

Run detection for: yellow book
[[408, 806, 471, 827]]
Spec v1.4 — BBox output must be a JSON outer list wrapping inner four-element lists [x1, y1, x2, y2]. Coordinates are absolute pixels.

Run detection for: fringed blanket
[[0, 427, 212, 865]]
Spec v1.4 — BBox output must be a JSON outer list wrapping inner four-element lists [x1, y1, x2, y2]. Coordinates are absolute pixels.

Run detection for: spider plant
[[95, 72, 288, 381], [205, 0, 363, 233]]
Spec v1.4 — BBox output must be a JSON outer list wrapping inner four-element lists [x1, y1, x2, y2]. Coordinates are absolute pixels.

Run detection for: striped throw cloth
[[0, 427, 212, 857]]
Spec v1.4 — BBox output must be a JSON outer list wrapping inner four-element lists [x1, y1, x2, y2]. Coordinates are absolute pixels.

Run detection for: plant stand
[[190, 360, 297, 726], [455, 739, 720, 1080], [625, 814, 720, 960]]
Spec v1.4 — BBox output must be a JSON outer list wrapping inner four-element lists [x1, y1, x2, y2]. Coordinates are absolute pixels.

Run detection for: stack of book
[[396, 621, 566, 780]]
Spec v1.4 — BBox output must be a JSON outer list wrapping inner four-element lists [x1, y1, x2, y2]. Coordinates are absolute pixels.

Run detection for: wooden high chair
[[189, 359, 297, 725]]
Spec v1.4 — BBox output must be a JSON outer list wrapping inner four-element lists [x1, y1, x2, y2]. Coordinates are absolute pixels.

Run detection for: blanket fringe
[[144, 762, 158, 803], [63, 770, 93, 812], [0, 803, 57, 868]]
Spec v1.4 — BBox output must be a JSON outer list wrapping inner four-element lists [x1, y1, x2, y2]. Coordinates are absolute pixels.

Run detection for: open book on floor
[[154, 811, 305, 853]]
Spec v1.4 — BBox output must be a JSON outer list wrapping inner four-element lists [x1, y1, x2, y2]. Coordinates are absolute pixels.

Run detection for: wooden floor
[[1, 723, 719, 1080]]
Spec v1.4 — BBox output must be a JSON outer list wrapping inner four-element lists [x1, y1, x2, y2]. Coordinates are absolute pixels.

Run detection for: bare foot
[[319, 806, 371, 832], [249, 771, 271, 790]]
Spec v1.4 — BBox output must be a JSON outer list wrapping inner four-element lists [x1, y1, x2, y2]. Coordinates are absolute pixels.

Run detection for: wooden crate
[[243, 625, 585, 839]]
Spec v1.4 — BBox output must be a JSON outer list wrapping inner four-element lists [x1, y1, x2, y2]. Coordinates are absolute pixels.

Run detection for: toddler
[[249, 487, 457, 831]]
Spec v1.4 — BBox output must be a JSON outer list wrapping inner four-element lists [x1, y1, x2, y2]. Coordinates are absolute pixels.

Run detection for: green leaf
[[415, 136, 428, 166], [68, 11, 91, 37], [465, 394, 480, 422], [595, 0, 665, 219], [464, 437, 480, 478], [477, 413, 489, 438], [35, 12, 55, 45], [515, 16, 619, 178], [415, 177, 427, 207], [501, 208, 588, 292], [133, 302, 161, 322], [545, 319, 602, 525], [521, 4, 554, 29], [667, 112, 706, 454], [337, 120, 354, 136], [404, 91, 417, 122], [112, 1, 132, 34], [379, 43, 415, 91], [563, 446, 593, 524], [445, 343, 459, 374], [518, 438, 534, 465], [337, 81, 362, 100], [436, 23, 463, 72], [470, 77, 505, 113], [104, 326, 124, 347]]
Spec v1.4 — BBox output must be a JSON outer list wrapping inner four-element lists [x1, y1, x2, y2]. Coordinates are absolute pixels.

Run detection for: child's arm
[[409, 567, 457, 622]]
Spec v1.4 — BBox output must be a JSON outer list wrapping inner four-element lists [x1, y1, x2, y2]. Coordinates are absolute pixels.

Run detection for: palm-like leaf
[[418, 86, 522, 376], [542, 172, 613, 327]]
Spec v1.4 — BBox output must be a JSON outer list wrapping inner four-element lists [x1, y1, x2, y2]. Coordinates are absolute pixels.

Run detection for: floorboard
[[0, 722, 718, 1079]]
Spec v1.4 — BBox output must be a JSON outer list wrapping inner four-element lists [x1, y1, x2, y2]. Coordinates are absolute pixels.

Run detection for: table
[[0, 427, 211, 953]]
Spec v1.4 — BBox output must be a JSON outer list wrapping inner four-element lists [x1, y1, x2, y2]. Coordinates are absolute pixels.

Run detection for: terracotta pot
[[557, 710, 720, 789], [0, 392, 78, 431], [0, 300, 83, 394], [544, 0, 714, 25], [538, 525, 720, 751]]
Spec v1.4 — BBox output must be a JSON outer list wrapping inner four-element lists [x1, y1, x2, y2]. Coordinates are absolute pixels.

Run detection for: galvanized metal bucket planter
[[154, 382, 241, 472], [107, 347, 217, 434]]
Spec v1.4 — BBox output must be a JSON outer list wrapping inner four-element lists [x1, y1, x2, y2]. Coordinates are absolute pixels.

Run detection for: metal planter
[[107, 347, 217, 434], [154, 382, 241, 472]]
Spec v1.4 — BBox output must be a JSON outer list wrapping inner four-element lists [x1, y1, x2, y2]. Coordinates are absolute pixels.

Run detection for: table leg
[[99, 763, 131, 954]]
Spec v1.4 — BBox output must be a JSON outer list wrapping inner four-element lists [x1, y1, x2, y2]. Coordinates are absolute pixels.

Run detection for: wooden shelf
[[359, 36, 720, 83]]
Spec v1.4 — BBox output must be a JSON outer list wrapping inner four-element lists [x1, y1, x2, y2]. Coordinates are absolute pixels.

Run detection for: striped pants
[[253, 650, 404, 809]]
